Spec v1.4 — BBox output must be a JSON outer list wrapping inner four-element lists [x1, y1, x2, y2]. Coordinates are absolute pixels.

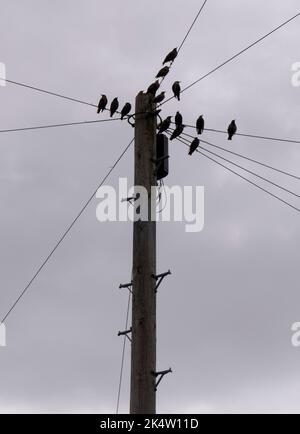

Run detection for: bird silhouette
[[163, 48, 178, 65], [153, 91, 166, 104], [188, 138, 200, 156], [97, 94, 108, 114], [147, 80, 160, 96], [158, 116, 172, 134], [172, 81, 181, 101], [120, 102, 132, 120], [196, 115, 205, 135], [175, 111, 183, 127], [227, 120, 237, 140], [170, 124, 185, 140], [156, 66, 170, 79], [110, 97, 119, 117]]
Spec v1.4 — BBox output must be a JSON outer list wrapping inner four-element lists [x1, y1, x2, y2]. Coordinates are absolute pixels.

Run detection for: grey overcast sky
[[1, 0, 300, 414]]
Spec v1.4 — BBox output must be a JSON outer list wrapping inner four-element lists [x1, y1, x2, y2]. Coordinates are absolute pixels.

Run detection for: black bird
[[172, 81, 181, 101], [110, 97, 119, 117], [196, 115, 205, 135], [175, 111, 183, 127], [147, 80, 160, 96], [170, 124, 185, 141], [97, 94, 108, 114], [188, 138, 200, 156], [120, 102, 132, 120], [156, 66, 170, 79], [227, 120, 237, 140], [153, 91, 166, 104], [163, 48, 178, 65], [158, 116, 172, 134]]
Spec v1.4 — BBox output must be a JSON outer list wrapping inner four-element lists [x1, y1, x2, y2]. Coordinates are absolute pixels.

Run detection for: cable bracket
[[119, 282, 133, 294], [152, 368, 173, 391], [121, 196, 138, 205], [151, 269, 171, 292], [118, 327, 132, 342]]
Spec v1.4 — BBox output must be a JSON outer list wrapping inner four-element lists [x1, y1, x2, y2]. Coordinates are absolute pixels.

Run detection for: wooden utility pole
[[130, 91, 157, 414]]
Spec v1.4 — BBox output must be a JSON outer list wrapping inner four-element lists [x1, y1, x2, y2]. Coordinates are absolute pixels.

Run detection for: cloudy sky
[[1, 0, 300, 414]]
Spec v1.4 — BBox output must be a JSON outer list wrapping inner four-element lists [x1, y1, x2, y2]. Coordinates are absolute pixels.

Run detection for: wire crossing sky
[[171, 134, 300, 214], [161, 11, 300, 105], [0, 138, 134, 324]]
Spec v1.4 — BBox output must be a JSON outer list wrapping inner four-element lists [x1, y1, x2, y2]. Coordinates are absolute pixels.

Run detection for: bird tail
[[228, 135, 232, 140], [188, 150, 192, 155], [110, 113, 113, 118], [97, 108, 100, 114]]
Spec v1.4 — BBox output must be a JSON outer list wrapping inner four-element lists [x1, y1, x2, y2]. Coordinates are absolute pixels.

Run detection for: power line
[[161, 11, 300, 106], [170, 133, 300, 214], [158, 0, 208, 89], [182, 122, 300, 145], [170, 131, 300, 199], [179, 129, 300, 181], [0, 138, 134, 324], [116, 291, 131, 414], [199, 143, 300, 199], [178, 0, 209, 53], [1, 77, 131, 118], [2, 77, 97, 108], [0, 118, 124, 134]]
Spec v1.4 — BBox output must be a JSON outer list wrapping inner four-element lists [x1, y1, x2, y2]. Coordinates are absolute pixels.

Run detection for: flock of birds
[[96, 47, 238, 156]]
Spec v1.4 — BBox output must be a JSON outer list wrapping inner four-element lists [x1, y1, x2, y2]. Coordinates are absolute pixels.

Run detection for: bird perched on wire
[[172, 81, 181, 101], [227, 120, 237, 140], [170, 124, 185, 140], [188, 138, 200, 156], [175, 111, 183, 127], [163, 48, 178, 65], [153, 91, 166, 104], [110, 97, 119, 117], [158, 116, 172, 134], [147, 80, 160, 96], [196, 115, 205, 135], [120, 102, 132, 120], [156, 66, 170, 79], [97, 94, 108, 114]]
